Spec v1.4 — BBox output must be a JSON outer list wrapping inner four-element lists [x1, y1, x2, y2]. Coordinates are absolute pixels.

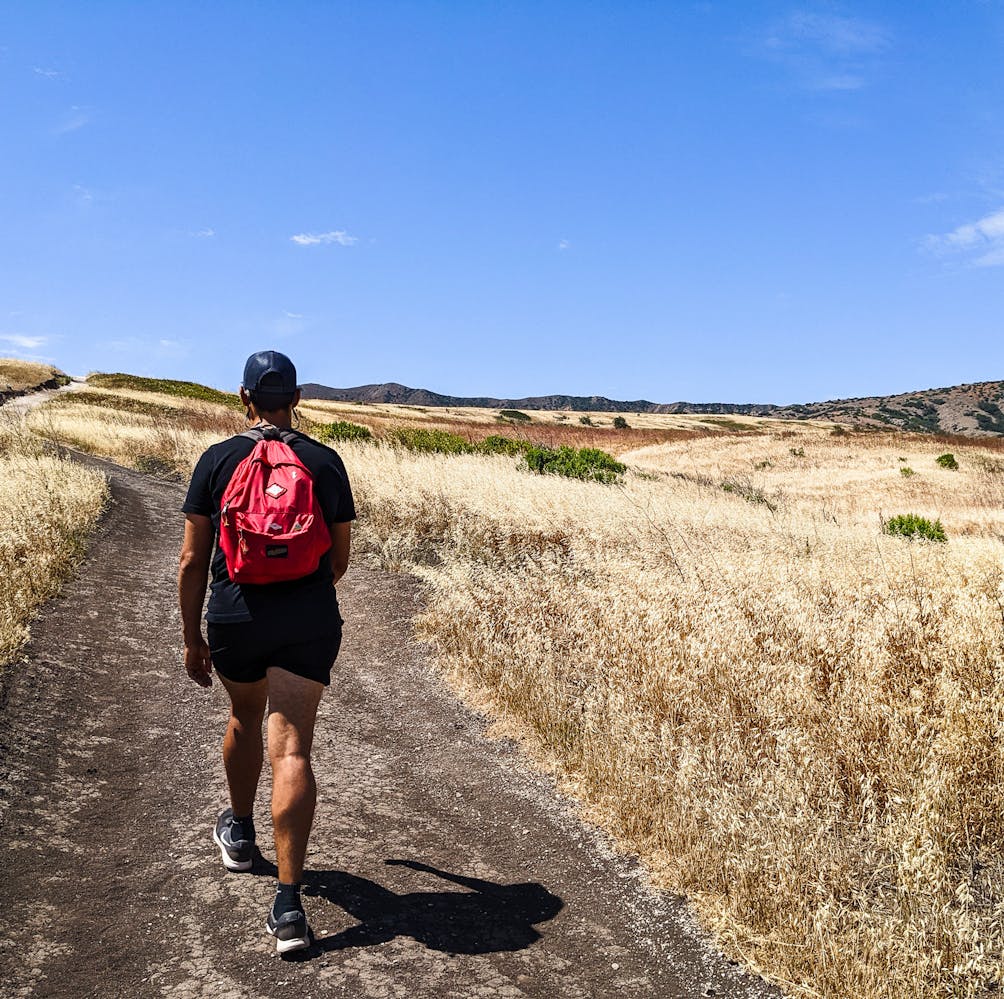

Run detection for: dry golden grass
[[28, 389, 1004, 997], [344, 431, 1004, 998], [0, 357, 64, 394], [0, 412, 108, 665], [26, 388, 242, 478]]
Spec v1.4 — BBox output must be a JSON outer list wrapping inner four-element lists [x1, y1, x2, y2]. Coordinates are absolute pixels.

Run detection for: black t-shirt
[[182, 429, 356, 626]]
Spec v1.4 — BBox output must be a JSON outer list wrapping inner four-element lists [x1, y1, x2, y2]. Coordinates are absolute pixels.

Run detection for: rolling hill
[[300, 379, 1004, 436]]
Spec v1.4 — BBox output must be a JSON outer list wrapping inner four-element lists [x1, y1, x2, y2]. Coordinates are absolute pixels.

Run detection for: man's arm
[[329, 521, 351, 585], [179, 513, 215, 687]]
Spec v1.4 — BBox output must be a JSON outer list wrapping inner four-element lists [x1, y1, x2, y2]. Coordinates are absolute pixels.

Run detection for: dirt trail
[[0, 453, 780, 999]]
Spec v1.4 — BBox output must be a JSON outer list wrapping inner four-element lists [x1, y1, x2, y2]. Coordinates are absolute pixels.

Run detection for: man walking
[[178, 350, 355, 953]]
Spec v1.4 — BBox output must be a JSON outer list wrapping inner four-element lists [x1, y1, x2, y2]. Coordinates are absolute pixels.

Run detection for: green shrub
[[479, 435, 529, 456], [578, 414, 593, 426], [754, 459, 773, 470], [831, 425, 848, 436], [789, 447, 805, 457], [389, 427, 474, 454], [498, 409, 531, 423], [612, 416, 629, 429], [316, 420, 372, 443], [883, 513, 947, 542], [88, 372, 240, 409], [554, 414, 568, 422], [521, 445, 625, 483], [899, 466, 915, 478], [936, 452, 959, 470]]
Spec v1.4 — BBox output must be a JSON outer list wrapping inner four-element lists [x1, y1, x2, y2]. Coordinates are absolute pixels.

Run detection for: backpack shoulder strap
[[239, 426, 299, 446]]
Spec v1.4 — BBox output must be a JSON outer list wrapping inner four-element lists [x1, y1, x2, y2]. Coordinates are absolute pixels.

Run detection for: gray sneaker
[[266, 907, 312, 954], [212, 808, 255, 872]]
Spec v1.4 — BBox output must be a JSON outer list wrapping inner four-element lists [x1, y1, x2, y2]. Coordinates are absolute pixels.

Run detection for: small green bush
[[789, 447, 805, 458], [479, 435, 529, 456], [316, 420, 372, 443], [936, 452, 959, 470], [553, 414, 568, 422], [578, 414, 593, 426], [521, 445, 625, 483], [754, 459, 773, 470], [498, 409, 531, 423], [831, 425, 847, 436], [899, 466, 915, 478], [883, 513, 947, 542], [612, 416, 629, 429], [389, 427, 474, 454]]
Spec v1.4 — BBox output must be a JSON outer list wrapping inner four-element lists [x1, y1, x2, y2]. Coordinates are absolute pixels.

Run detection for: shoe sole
[[212, 827, 253, 872], [265, 919, 311, 954]]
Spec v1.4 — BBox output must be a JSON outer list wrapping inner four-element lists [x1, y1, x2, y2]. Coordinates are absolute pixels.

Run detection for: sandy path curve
[[0, 450, 780, 998]]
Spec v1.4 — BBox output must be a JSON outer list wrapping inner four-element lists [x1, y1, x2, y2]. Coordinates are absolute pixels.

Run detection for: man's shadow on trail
[[253, 857, 563, 959]]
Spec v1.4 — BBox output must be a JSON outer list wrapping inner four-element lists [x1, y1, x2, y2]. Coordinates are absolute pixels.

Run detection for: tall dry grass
[[335, 431, 1004, 998], [0, 412, 107, 665], [0, 358, 65, 394], [29, 390, 1004, 997], [26, 389, 242, 478]]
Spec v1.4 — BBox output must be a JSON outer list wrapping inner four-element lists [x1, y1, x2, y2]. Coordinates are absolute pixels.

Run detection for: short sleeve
[[182, 447, 216, 517], [317, 454, 356, 524]]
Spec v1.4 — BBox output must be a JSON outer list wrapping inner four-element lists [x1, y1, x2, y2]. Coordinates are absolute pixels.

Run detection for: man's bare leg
[[266, 667, 324, 884], [219, 675, 268, 817]]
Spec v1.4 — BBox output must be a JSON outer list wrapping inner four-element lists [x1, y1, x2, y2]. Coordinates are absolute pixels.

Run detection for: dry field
[[27, 383, 1004, 998], [0, 402, 107, 667]]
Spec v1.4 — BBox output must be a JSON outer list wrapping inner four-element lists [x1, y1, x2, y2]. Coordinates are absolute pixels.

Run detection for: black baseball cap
[[242, 350, 298, 400]]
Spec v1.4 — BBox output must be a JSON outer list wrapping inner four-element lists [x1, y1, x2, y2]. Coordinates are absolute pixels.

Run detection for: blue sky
[[1, 2, 1003, 404]]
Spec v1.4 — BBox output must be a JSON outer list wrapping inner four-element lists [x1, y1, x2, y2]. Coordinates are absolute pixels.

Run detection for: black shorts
[[207, 616, 343, 686]]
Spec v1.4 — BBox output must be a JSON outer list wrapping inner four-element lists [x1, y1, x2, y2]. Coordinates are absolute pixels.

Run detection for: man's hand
[[184, 637, 213, 688]]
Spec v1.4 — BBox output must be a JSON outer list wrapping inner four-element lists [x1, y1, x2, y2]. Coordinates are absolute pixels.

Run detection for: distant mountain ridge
[[300, 379, 1004, 436]]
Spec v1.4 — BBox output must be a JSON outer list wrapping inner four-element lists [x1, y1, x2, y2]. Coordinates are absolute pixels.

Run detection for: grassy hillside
[[0, 358, 69, 398], [26, 375, 1004, 998]]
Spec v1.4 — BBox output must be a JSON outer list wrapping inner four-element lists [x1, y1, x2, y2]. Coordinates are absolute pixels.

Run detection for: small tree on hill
[[612, 416, 629, 429]]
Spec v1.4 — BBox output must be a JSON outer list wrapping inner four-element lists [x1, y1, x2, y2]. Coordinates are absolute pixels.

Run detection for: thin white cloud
[[33, 67, 62, 79], [54, 106, 91, 135], [759, 9, 890, 92], [0, 333, 55, 363], [193, 227, 215, 238], [0, 334, 48, 350], [925, 208, 1004, 267], [814, 73, 866, 92], [558, 239, 570, 250], [283, 311, 304, 319], [290, 230, 357, 246], [770, 11, 889, 56]]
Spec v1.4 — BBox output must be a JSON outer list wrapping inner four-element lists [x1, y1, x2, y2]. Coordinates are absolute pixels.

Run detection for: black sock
[[272, 882, 301, 919], [231, 813, 254, 841]]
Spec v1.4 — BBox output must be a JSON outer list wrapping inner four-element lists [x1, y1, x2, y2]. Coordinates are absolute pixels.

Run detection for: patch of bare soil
[[0, 455, 780, 998]]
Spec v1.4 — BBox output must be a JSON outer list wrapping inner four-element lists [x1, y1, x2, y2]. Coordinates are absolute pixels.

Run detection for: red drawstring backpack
[[218, 427, 331, 584]]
